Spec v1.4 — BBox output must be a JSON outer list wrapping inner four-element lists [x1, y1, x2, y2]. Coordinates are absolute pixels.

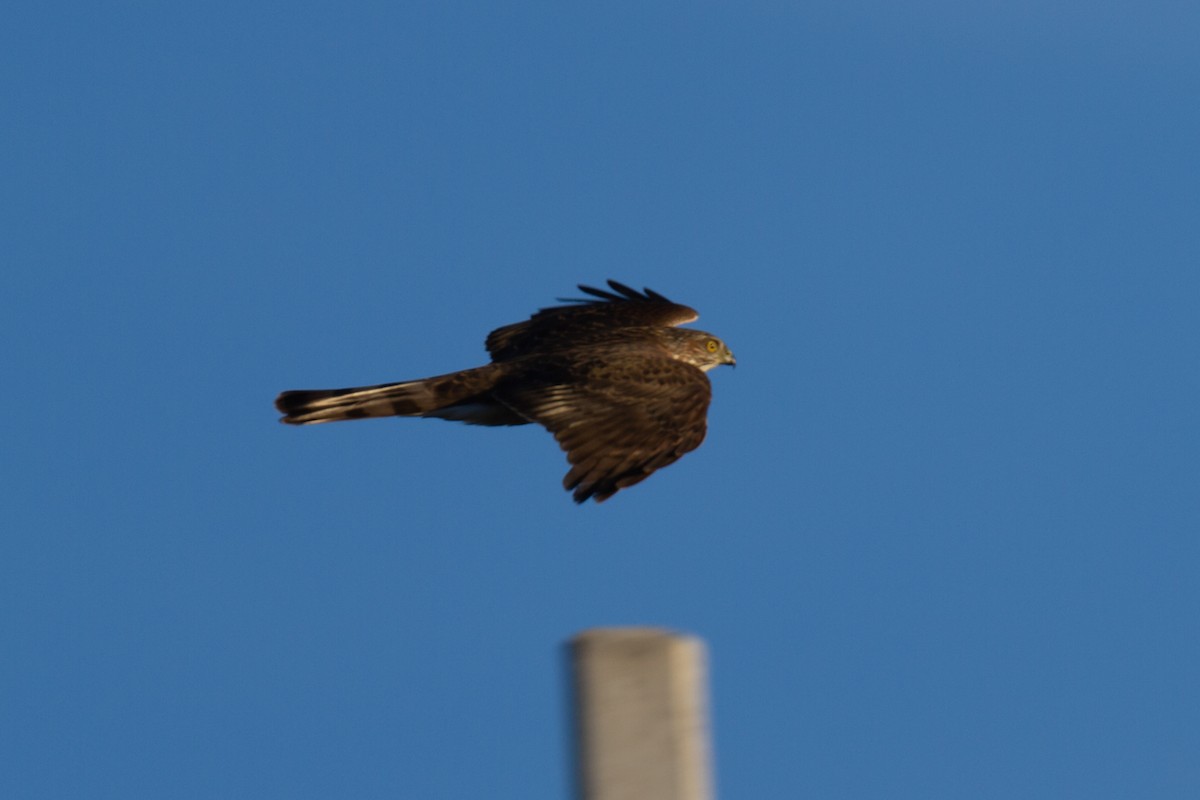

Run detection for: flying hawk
[[275, 280, 735, 503]]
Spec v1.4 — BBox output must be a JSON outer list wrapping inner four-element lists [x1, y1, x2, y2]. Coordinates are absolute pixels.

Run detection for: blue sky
[[4, 2, 1198, 797]]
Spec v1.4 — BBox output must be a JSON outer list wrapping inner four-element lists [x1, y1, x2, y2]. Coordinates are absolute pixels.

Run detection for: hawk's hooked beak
[[726, 351, 737, 368]]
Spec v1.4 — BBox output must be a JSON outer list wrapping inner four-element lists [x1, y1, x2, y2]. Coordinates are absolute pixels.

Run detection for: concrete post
[[569, 627, 715, 800]]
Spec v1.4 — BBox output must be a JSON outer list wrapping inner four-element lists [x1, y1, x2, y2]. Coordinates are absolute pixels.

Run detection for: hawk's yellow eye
[[706, 339, 718, 352]]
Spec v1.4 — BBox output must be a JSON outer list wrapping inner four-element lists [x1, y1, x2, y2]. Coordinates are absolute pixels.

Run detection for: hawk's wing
[[485, 280, 698, 361], [499, 355, 712, 503]]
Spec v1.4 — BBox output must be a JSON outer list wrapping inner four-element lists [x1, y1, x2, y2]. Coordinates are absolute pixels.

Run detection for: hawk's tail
[[275, 365, 524, 426]]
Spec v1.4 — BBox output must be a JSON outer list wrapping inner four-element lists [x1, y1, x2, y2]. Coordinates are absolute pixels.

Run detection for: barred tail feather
[[275, 380, 443, 425], [275, 365, 527, 427]]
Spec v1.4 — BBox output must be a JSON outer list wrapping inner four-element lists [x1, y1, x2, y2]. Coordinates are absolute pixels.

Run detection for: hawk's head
[[665, 328, 736, 372]]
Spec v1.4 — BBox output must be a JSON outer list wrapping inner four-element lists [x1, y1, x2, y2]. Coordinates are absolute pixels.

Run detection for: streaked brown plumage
[[275, 280, 735, 503]]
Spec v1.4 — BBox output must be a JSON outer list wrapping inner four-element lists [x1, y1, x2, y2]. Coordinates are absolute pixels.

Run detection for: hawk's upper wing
[[485, 280, 698, 361], [498, 355, 712, 503]]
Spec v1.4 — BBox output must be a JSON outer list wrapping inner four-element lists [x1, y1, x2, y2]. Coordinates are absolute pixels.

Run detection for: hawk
[[275, 280, 735, 503]]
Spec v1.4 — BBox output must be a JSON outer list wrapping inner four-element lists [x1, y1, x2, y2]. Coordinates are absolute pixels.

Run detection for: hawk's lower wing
[[499, 357, 712, 503]]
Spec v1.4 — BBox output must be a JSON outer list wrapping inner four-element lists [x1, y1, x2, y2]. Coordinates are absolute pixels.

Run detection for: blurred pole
[[569, 627, 715, 800]]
